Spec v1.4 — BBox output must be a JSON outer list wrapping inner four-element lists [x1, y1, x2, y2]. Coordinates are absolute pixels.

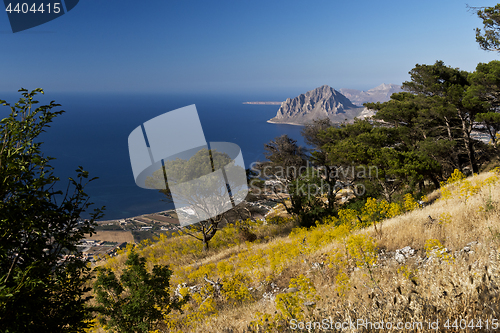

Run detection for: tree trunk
[[379, 180, 392, 203], [430, 175, 440, 189], [458, 110, 479, 174], [466, 137, 479, 174], [462, 122, 479, 174], [203, 236, 209, 252], [444, 116, 462, 172], [201, 218, 219, 252], [326, 165, 337, 210]]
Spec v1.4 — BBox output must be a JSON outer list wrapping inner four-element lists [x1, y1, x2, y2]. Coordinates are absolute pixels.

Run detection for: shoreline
[[96, 208, 177, 224], [266, 119, 305, 126], [95, 190, 285, 226], [243, 101, 282, 105]]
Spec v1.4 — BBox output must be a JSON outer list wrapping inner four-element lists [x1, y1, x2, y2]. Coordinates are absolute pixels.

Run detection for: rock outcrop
[[268, 85, 373, 125]]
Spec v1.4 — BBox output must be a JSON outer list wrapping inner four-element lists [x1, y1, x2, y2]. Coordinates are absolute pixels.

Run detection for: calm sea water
[[1, 92, 307, 220]]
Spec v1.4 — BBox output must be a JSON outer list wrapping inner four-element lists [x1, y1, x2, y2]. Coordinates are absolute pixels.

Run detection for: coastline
[[96, 208, 177, 224], [266, 119, 304, 126], [243, 101, 282, 105]]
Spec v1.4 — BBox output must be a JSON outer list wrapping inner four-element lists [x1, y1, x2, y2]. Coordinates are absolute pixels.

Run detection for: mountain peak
[[339, 83, 402, 106], [268, 85, 369, 125]]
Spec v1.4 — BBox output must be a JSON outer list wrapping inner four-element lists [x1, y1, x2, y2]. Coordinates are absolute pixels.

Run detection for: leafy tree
[[93, 249, 187, 333], [367, 60, 500, 185], [145, 148, 249, 251], [367, 92, 455, 182], [0, 89, 104, 332], [466, 60, 500, 151], [369, 93, 448, 148], [287, 166, 333, 227], [402, 61, 483, 174], [472, 4, 500, 52], [258, 135, 309, 221], [262, 134, 308, 182], [301, 118, 339, 211], [320, 117, 442, 201], [302, 118, 333, 149], [475, 112, 500, 149], [321, 120, 403, 201], [466, 61, 500, 109]]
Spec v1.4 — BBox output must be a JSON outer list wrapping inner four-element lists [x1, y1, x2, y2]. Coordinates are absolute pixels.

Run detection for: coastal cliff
[[268, 85, 374, 125]]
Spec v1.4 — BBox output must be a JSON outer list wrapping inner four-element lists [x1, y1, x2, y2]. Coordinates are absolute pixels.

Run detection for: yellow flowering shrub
[[360, 197, 403, 228], [250, 312, 286, 332], [335, 272, 351, 297], [440, 169, 466, 201], [275, 275, 318, 320], [347, 234, 378, 269], [458, 179, 482, 203], [439, 212, 452, 225], [403, 193, 419, 212], [322, 215, 339, 225], [438, 169, 500, 205], [397, 264, 418, 283], [483, 170, 499, 185], [362, 197, 381, 222], [446, 169, 466, 184], [250, 275, 318, 331], [327, 248, 351, 297], [383, 201, 403, 218], [164, 283, 219, 330], [424, 239, 453, 263], [221, 272, 254, 306], [338, 208, 358, 226], [275, 292, 304, 321]]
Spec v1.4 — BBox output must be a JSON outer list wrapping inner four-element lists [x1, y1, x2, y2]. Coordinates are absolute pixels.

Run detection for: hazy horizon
[[1, 0, 500, 95]]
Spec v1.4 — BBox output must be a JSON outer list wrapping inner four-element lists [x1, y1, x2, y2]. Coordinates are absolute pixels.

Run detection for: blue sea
[[1, 91, 307, 220]]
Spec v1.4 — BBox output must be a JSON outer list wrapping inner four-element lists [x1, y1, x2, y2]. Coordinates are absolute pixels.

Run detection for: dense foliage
[[5, 4, 500, 332], [253, 57, 500, 231], [147, 147, 249, 251], [474, 3, 500, 52], [0, 89, 104, 332], [93, 249, 187, 333], [88, 168, 500, 332]]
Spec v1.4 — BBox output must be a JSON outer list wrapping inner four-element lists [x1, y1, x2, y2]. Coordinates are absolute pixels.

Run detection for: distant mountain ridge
[[268, 85, 374, 125], [339, 83, 402, 106]]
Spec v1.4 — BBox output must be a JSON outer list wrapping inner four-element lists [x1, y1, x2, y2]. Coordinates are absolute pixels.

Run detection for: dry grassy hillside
[[89, 169, 500, 332]]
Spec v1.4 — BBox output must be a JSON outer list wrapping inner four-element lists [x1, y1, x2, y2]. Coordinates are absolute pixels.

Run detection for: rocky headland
[[266, 83, 403, 125], [268, 85, 375, 125]]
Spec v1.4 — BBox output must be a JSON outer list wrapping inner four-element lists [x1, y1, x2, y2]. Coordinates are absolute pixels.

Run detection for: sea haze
[[6, 92, 307, 220]]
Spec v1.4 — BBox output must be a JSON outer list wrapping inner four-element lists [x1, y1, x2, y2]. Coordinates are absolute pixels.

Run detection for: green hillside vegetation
[[5, 4, 500, 332], [88, 169, 500, 332], [87, 6, 500, 330]]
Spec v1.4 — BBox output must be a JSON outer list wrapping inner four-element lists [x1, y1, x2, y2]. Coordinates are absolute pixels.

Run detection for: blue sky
[[1, 0, 500, 95]]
